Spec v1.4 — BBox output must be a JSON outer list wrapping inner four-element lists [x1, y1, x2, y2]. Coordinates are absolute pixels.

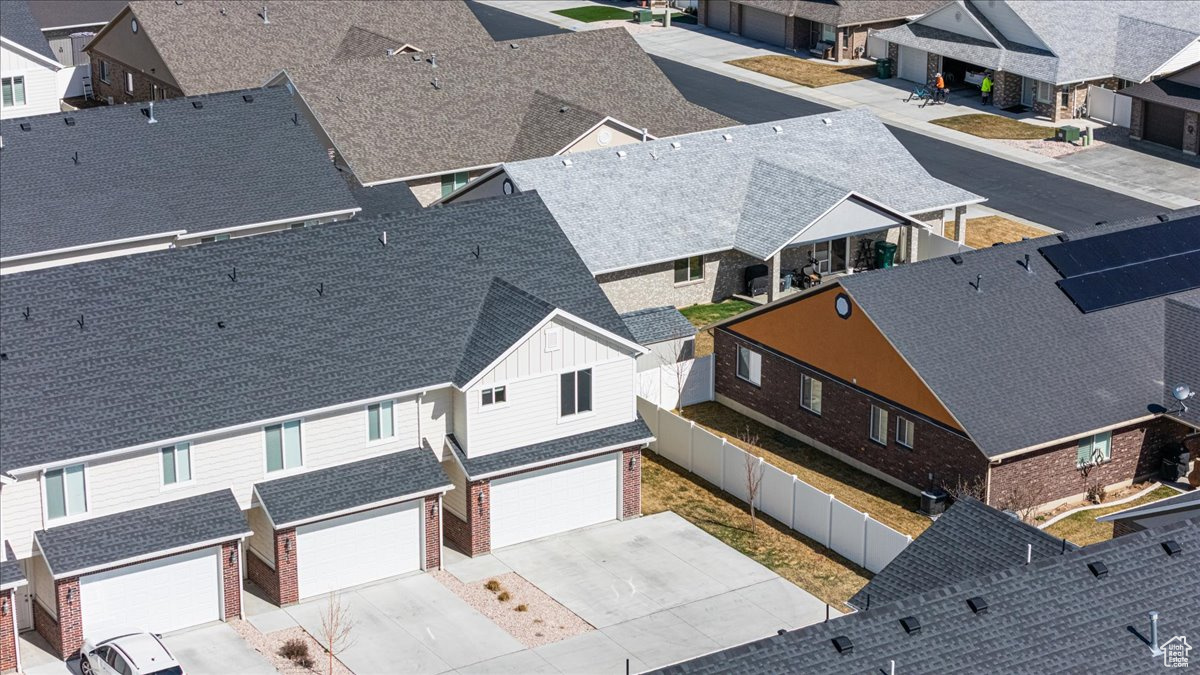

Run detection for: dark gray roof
[[34, 490, 249, 578], [0, 542, 25, 591], [737, 0, 945, 26], [0, 193, 634, 473], [620, 307, 697, 346], [255, 447, 450, 528], [25, 0, 126, 30], [833, 207, 1200, 458], [0, 0, 56, 61], [848, 497, 1074, 610], [0, 87, 359, 259], [1119, 78, 1200, 114], [650, 516, 1200, 675], [451, 418, 653, 478], [454, 278, 555, 387], [1163, 295, 1200, 428], [344, 173, 422, 219], [1098, 490, 1200, 524]]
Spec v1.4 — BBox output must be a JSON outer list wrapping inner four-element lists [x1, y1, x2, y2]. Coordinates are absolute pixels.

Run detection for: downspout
[[417, 391, 424, 449]]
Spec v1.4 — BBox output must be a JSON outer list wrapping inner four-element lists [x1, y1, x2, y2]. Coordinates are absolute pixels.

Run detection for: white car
[[79, 632, 184, 675]]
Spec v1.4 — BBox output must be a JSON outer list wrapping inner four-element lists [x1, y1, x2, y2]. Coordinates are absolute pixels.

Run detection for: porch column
[[905, 225, 919, 263], [954, 206, 968, 245], [767, 252, 782, 303]]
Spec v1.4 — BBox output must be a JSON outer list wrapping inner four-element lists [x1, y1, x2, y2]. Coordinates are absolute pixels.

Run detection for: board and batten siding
[[0, 45, 60, 119], [475, 316, 628, 387]]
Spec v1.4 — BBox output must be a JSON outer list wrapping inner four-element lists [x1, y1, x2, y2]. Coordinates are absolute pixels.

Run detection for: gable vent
[[1087, 560, 1108, 578], [831, 636, 853, 654], [1162, 540, 1181, 556], [899, 616, 921, 635], [966, 596, 988, 614]]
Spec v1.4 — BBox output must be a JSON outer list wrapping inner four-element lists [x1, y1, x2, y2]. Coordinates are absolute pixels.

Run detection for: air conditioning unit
[[920, 489, 948, 517]]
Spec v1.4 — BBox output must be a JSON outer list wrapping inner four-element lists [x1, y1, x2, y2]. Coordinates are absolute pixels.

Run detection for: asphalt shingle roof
[[651, 516, 1200, 674], [284, 28, 733, 182], [848, 497, 1074, 610], [504, 109, 980, 274], [0, 543, 24, 591], [34, 490, 249, 578], [620, 307, 696, 346], [0, 193, 634, 473], [833, 208, 1200, 457], [1098, 490, 1200, 524], [254, 447, 451, 528], [737, 1, 945, 26], [1118, 78, 1200, 114], [0, 87, 359, 259], [454, 278, 555, 387], [451, 418, 653, 479], [1163, 295, 1200, 429], [25, 0, 126, 30], [0, 0, 56, 61]]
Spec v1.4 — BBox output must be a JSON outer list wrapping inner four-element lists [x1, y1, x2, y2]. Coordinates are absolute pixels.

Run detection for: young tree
[[739, 427, 765, 531], [320, 593, 356, 674]]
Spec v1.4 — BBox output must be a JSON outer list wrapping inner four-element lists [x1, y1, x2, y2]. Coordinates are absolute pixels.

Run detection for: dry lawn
[[930, 114, 1055, 139], [728, 55, 877, 88], [680, 300, 756, 357], [1043, 485, 1180, 546], [944, 215, 1052, 248], [642, 451, 869, 609], [680, 402, 930, 538]]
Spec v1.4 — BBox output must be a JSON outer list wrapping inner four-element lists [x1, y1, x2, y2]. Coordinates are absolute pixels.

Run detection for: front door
[[1021, 77, 1034, 106], [16, 583, 33, 631]]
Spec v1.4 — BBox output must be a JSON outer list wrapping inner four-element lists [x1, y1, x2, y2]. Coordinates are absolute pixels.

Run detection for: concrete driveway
[[161, 622, 276, 675]]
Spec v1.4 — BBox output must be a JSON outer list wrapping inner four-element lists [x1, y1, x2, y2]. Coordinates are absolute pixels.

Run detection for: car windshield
[[147, 668, 184, 675]]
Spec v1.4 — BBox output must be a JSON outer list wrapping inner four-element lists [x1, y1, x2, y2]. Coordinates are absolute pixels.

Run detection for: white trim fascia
[[251, 486, 277, 530], [458, 309, 648, 392], [0, 472, 16, 485], [911, 198, 988, 214], [430, 165, 507, 206], [52, 535, 251, 580], [592, 245, 731, 277], [174, 207, 360, 241], [39, 22, 107, 32], [1148, 38, 1200, 80], [445, 436, 469, 475], [275, 486, 449, 530], [0, 230, 186, 263], [759, 190, 852, 261], [33, 537, 53, 579], [0, 37, 63, 70], [362, 162, 504, 187], [763, 191, 933, 260], [988, 414, 1160, 461], [553, 115, 658, 156], [469, 436, 654, 481], [8, 382, 455, 475]]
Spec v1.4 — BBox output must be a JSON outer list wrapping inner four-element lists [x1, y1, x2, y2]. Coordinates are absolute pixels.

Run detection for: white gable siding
[[452, 389, 469, 449], [0, 478, 43, 558], [246, 506, 275, 565], [1, 43, 61, 119], [968, 0, 1049, 51], [476, 316, 627, 387], [28, 554, 56, 618], [560, 120, 643, 155], [442, 459, 467, 519], [919, 3, 994, 43]]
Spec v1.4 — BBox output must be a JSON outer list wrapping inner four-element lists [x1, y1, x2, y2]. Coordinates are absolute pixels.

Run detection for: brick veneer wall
[[424, 495, 442, 570], [273, 529, 299, 606], [0, 589, 16, 672], [885, 42, 899, 78], [89, 53, 182, 105], [991, 70, 1022, 109], [221, 542, 242, 620], [33, 578, 81, 659], [597, 249, 764, 314], [246, 549, 282, 606], [622, 448, 642, 518], [715, 330, 989, 494], [1111, 519, 1142, 538], [1183, 110, 1199, 155], [1129, 97, 1145, 139]]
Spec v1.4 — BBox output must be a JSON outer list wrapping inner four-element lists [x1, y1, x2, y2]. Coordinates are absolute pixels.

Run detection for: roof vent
[[616, 150, 628, 158], [670, 141, 681, 150], [19, 122, 31, 132], [242, 94, 254, 103], [966, 596, 988, 614], [510, 43, 519, 49], [559, 106, 570, 113], [146, 101, 157, 124], [431, 77, 441, 90], [260, 4, 269, 24], [1087, 560, 1108, 578], [831, 636, 853, 654], [822, 117, 832, 125], [72, 151, 80, 165], [772, 125, 783, 133], [379, 231, 387, 246], [1157, 213, 1170, 222], [650, 150, 659, 160], [899, 616, 921, 635], [1094, 220, 1107, 227], [430, 54, 438, 68], [949, 254, 963, 265], [0, 353, 8, 362], [217, 320, 226, 329], [1162, 540, 1181, 556], [411, 53, 421, 62], [561, 158, 572, 167], [970, 274, 983, 293], [1020, 253, 1032, 273], [192, 100, 204, 109], [1057, 233, 1070, 242], [722, 133, 733, 142], [64, 117, 76, 126]]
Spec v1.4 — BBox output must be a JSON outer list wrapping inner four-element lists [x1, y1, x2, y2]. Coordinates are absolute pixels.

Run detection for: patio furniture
[[810, 41, 834, 60], [745, 264, 769, 297]]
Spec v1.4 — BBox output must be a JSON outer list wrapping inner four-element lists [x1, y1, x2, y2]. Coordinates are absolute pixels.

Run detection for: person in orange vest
[[934, 72, 946, 103]]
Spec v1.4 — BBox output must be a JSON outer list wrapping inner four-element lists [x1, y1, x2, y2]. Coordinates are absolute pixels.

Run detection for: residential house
[[1099, 490, 1199, 538], [699, 0, 944, 61], [0, 87, 360, 274], [446, 109, 980, 313], [0, 193, 651, 659], [1119, 61, 1200, 154], [25, 1, 126, 67], [873, 1, 1200, 122], [1, 0, 62, 118], [711, 209, 1200, 512], [650, 514, 1199, 674]]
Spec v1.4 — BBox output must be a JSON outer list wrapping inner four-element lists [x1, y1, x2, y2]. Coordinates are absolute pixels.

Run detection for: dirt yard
[[944, 215, 1052, 248], [728, 55, 877, 88]]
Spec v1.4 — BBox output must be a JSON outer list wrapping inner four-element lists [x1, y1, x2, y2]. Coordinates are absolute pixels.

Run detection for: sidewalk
[[479, 0, 1199, 209]]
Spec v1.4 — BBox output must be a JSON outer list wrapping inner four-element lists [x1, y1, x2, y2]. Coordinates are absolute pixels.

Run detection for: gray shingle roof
[[650, 516, 1200, 675], [25, 0, 126, 30], [454, 278, 555, 387], [284, 28, 734, 182], [620, 307, 696, 346], [108, 0, 492, 95], [737, 1, 946, 26], [0, 543, 25, 591], [0, 193, 634, 473], [504, 109, 981, 274], [1098, 490, 1199, 524], [34, 490, 249, 578], [833, 208, 1200, 457], [1163, 295, 1200, 429], [0, 87, 359, 259], [848, 497, 1074, 610], [451, 418, 653, 479], [0, 0, 56, 61], [1118, 78, 1200, 114], [254, 447, 450, 528]]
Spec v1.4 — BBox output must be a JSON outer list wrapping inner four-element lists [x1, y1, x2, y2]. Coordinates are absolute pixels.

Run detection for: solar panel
[[1056, 249, 1200, 313]]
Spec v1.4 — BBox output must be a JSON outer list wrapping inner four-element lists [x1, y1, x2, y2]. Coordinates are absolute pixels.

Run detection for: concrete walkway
[[479, 0, 1199, 209]]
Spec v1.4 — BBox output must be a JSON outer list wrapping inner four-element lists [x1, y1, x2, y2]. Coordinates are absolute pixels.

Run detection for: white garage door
[[706, 0, 731, 32], [81, 547, 220, 638], [490, 454, 619, 550], [740, 6, 787, 47], [296, 501, 421, 599], [899, 45, 928, 83]]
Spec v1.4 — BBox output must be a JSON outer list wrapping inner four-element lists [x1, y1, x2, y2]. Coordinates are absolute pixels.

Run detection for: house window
[[45, 464, 87, 519], [161, 442, 193, 485], [896, 417, 914, 449], [1075, 430, 1112, 467], [673, 256, 704, 284], [869, 405, 888, 445], [265, 420, 303, 472], [560, 368, 592, 417], [736, 346, 762, 386], [367, 400, 394, 441], [1035, 80, 1053, 104], [481, 386, 507, 407], [821, 23, 836, 43], [1, 76, 26, 108], [440, 171, 469, 197], [124, 71, 135, 94], [99, 60, 111, 83], [800, 373, 822, 414]]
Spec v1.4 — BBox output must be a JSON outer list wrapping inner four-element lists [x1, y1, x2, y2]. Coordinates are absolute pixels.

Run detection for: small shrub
[[515, 604, 528, 612], [497, 591, 511, 602], [297, 656, 314, 669], [1086, 481, 1107, 504], [484, 579, 502, 592], [279, 638, 310, 663]]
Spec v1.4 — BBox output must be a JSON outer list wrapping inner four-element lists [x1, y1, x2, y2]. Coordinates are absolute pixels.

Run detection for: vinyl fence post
[[862, 512, 871, 570], [756, 456, 765, 510], [790, 474, 798, 530], [826, 495, 834, 548], [719, 438, 727, 491]]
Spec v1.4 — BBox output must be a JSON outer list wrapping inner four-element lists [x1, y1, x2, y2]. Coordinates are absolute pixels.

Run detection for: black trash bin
[[876, 58, 892, 79]]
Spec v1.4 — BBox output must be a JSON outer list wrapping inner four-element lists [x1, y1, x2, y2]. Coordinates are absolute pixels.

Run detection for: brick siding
[[246, 549, 282, 606], [89, 53, 182, 105], [221, 542, 242, 620], [1111, 519, 1142, 538], [622, 448, 643, 518], [273, 529, 299, 606], [991, 71, 1022, 110], [424, 495, 442, 570], [0, 589, 16, 672], [1129, 97, 1145, 139], [1184, 110, 1199, 155], [34, 578, 82, 660], [885, 42, 899, 78]]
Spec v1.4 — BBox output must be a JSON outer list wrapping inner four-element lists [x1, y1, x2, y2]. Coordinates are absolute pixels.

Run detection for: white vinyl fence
[[1087, 85, 1132, 128], [636, 355, 715, 410], [639, 398, 912, 573]]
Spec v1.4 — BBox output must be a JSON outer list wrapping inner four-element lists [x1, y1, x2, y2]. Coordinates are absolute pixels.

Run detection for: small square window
[[869, 405, 888, 445], [482, 385, 507, 407], [265, 420, 302, 472], [1, 76, 26, 108], [99, 60, 111, 83], [1075, 430, 1112, 467], [736, 346, 761, 386], [441, 171, 469, 197], [367, 400, 394, 441], [161, 442, 193, 485], [801, 374, 822, 414], [896, 417, 914, 449], [673, 255, 704, 284], [46, 464, 87, 519]]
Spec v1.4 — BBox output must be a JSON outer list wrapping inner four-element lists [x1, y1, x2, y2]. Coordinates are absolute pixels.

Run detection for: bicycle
[[905, 85, 931, 104]]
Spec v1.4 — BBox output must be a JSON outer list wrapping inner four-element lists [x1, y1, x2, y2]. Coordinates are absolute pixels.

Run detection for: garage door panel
[[1143, 102, 1185, 149], [490, 454, 619, 550], [707, 0, 731, 32], [81, 547, 221, 638], [297, 501, 421, 599], [741, 6, 786, 47], [899, 45, 928, 83]]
